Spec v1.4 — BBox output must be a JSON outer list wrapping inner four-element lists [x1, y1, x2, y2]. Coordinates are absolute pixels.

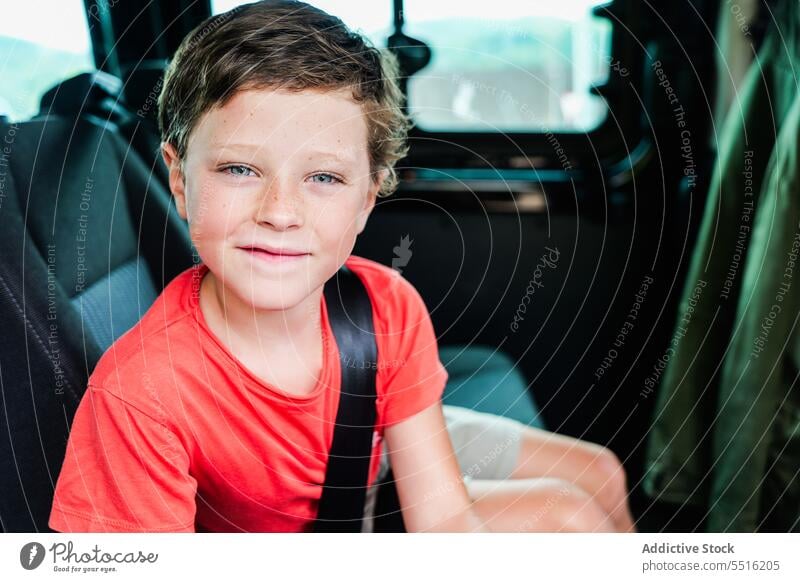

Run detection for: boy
[[50, 0, 635, 533]]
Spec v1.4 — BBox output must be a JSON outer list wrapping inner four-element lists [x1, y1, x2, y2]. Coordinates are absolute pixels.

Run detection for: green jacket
[[644, 7, 800, 532]]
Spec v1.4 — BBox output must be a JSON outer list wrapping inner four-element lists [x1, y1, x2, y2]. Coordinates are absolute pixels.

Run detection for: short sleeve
[[49, 386, 197, 532], [374, 273, 449, 427]]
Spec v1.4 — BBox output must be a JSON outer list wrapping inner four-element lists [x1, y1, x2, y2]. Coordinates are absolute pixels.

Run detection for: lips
[[239, 244, 309, 256], [238, 244, 311, 263]]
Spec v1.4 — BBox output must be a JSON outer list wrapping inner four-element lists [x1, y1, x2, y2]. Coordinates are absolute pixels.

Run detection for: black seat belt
[[313, 265, 379, 532]]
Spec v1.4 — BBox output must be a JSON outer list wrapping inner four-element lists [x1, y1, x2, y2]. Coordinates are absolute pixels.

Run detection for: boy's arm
[[49, 385, 197, 533], [384, 401, 490, 532]]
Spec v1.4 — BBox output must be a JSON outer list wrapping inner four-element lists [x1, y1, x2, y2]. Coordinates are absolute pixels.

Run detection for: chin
[[230, 278, 318, 312], [248, 295, 312, 312]]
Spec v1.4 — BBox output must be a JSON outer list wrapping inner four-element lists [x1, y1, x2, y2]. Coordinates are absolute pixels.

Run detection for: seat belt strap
[[313, 265, 378, 532]]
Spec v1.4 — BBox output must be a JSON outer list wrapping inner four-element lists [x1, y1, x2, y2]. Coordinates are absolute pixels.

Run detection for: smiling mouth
[[238, 246, 311, 263]]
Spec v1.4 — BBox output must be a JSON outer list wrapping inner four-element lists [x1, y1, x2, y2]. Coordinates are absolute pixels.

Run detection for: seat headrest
[[38, 71, 127, 122]]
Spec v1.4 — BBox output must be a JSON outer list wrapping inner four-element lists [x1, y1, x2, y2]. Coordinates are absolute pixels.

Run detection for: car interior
[[1, 0, 798, 533]]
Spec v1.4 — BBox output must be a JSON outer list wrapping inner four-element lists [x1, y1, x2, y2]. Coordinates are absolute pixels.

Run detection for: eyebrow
[[209, 143, 359, 163]]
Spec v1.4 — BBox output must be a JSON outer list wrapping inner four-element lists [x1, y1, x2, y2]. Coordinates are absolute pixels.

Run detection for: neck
[[199, 270, 323, 350]]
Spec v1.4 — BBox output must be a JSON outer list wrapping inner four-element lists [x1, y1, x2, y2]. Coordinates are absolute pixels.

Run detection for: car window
[[211, 0, 611, 134], [0, 0, 94, 121], [402, 0, 612, 133]]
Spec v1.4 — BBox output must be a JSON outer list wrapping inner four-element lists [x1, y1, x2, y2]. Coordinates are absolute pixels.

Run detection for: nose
[[254, 176, 303, 231]]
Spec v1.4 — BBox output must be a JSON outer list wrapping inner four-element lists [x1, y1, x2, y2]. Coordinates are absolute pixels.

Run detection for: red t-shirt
[[49, 255, 448, 532]]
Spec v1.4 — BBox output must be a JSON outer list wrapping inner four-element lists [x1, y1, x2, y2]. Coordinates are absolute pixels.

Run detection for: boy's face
[[162, 87, 382, 311]]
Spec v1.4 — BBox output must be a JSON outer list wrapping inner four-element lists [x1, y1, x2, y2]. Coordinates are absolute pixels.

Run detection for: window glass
[[0, 0, 94, 121], [403, 0, 612, 132]]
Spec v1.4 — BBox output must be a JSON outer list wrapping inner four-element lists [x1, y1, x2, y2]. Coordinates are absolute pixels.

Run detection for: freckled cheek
[[184, 179, 214, 224], [307, 203, 359, 240], [186, 190, 242, 243], [323, 222, 361, 262]]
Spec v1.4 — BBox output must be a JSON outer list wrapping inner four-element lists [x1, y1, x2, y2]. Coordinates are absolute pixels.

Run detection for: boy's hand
[[384, 402, 490, 532]]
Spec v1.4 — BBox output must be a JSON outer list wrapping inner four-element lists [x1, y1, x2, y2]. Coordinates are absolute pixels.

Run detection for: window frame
[[389, 0, 642, 171]]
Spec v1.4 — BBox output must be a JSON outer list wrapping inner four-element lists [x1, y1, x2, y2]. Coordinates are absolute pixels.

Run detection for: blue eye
[[309, 173, 343, 185], [223, 165, 255, 177]]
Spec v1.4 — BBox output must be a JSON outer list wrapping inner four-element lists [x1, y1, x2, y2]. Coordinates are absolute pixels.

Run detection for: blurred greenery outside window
[[0, 0, 94, 121]]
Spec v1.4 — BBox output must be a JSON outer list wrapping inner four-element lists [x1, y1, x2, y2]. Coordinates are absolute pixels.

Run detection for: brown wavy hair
[[158, 0, 409, 196]]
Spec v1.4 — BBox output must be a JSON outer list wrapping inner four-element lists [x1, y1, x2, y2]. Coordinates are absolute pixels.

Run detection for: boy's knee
[[549, 483, 613, 532], [588, 447, 628, 494], [521, 480, 611, 532]]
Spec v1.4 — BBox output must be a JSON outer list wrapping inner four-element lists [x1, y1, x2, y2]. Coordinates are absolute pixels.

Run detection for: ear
[[161, 142, 188, 220], [355, 169, 387, 234]]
